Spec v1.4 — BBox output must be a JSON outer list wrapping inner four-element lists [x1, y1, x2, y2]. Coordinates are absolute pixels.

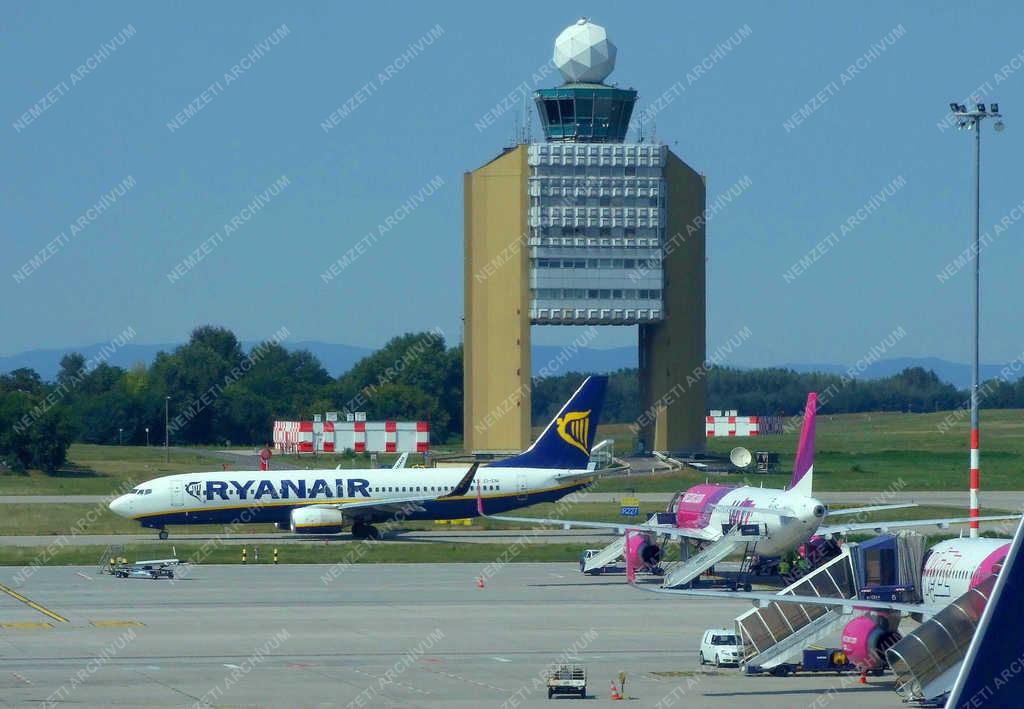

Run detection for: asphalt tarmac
[[0, 563, 910, 708]]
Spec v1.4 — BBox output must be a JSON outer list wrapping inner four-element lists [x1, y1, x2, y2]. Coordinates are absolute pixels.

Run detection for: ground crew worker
[[259, 443, 272, 471]]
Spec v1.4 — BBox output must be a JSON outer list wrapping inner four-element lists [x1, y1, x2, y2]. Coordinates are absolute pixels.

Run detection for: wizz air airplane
[[480, 392, 1016, 578], [109, 376, 608, 540]]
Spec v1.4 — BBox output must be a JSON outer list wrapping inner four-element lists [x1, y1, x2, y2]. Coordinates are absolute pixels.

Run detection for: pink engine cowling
[[626, 532, 663, 569], [840, 612, 901, 669]]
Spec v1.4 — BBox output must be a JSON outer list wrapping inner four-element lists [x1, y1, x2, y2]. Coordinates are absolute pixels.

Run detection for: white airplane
[[479, 392, 1018, 576], [109, 376, 609, 540]]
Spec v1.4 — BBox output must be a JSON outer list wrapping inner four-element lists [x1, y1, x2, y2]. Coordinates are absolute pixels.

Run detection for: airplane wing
[[551, 470, 601, 483], [327, 464, 479, 517], [475, 484, 720, 542], [552, 464, 630, 483], [824, 502, 919, 518], [819, 513, 1021, 537], [638, 584, 943, 616]]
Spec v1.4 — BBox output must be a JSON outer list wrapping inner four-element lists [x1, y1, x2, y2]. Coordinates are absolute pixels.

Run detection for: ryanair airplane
[[109, 376, 607, 540]]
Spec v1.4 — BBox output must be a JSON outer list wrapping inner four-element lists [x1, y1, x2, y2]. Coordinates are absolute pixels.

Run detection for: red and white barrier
[[274, 419, 428, 453], [706, 415, 760, 438]]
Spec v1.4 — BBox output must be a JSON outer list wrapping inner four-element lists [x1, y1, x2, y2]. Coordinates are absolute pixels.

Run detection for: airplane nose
[[109, 495, 129, 517]]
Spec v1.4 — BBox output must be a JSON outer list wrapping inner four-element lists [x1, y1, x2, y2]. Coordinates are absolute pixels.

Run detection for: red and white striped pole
[[970, 428, 980, 537]]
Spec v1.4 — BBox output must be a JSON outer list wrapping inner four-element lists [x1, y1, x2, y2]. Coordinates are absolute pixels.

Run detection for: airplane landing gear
[[158, 529, 169, 540], [351, 523, 381, 541]]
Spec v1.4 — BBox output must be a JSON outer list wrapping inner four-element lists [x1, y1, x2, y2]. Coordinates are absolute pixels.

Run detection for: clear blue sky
[[3, 1, 1022, 368]]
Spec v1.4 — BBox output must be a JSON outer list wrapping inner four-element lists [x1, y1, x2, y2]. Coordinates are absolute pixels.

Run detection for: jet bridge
[[886, 575, 996, 703], [736, 534, 926, 670], [736, 546, 860, 669]]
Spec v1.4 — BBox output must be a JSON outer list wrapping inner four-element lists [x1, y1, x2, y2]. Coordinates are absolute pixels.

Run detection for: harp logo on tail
[[557, 410, 591, 455]]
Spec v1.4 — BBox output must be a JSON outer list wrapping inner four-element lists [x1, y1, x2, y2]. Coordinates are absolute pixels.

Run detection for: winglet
[[449, 463, 479, 498], [789, 392, 816, 496]]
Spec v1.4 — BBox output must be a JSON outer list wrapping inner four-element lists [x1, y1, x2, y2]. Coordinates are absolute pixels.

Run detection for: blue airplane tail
[[489, 375, 607, 470]]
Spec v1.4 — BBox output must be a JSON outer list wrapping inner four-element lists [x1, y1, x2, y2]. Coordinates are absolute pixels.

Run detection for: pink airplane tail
[[789, 392, 817, 496]]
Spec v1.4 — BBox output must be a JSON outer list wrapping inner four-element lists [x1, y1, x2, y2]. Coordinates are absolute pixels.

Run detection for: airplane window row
[[924, 567, 971, 579], [368, 485, 501, 494], [133, 489, 153, 495]]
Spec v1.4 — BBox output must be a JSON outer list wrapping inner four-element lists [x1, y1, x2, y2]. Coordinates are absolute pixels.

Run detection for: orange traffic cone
[[610, 681, 622, 700], [477, 576, 485, 589], [858, 671, 867, 685]]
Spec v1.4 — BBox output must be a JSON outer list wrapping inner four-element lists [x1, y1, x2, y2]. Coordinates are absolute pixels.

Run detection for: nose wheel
[[158, 529, 169, 540]]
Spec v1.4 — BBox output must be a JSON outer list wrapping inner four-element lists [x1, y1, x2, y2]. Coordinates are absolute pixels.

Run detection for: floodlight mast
[[948, 100, 1004, 538]]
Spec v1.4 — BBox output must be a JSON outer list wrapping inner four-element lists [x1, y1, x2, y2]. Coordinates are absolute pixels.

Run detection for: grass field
[[2, 408, 1022, 497], [0, 445, 226, 496], [593, 409, 1024, 492]]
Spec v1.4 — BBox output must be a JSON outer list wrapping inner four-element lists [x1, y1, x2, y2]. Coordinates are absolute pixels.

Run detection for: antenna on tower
[[639, 112, 644, 143], [522, 95, 532, 144]]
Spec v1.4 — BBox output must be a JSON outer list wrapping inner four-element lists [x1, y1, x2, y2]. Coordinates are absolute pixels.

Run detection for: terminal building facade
[[464, 19, 706, 453]]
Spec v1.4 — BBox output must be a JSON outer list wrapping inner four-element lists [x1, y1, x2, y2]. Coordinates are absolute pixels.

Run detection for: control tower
[[464, 18, 706, 453]]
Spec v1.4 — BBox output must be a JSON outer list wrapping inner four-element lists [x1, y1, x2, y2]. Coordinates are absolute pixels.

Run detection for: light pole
[[949, 100, 1004, 538], [165, 395, 171, 463], [118, 427, 123, 445], [145, 427, 150, 447]]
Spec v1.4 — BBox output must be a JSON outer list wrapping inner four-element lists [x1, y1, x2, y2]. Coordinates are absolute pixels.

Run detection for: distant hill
[[776, 357, 1016, 390], [0, 340, 1015, 389]]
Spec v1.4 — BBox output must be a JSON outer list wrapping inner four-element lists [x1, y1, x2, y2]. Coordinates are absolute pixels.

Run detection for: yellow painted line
[[0, 582, 69, 623], [92, 620, 144, 628], [1, 621, 52, 629]]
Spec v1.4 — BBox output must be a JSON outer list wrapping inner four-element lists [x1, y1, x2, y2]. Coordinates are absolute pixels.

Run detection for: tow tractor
[[546, 664, 586, 698], [744, 648, 856, 676]]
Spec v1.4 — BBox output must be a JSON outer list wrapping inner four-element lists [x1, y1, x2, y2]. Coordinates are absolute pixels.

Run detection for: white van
[[698, 628, 743, 667]]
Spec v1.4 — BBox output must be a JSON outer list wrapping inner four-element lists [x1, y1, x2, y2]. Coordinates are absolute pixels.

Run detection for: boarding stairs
[[737, 546, 860, 669], [97, 543, 125, 575], [661, 524, 764, 589], [583, 536, 625, 572], [582, 513, 675, 573]]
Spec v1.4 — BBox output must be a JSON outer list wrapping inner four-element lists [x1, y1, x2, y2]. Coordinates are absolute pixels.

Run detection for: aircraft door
[[516, 475, 528, 502], [171, 481, 184, 507]]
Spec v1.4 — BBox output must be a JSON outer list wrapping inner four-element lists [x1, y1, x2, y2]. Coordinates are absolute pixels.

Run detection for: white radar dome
[[553, 17, 617, 84]]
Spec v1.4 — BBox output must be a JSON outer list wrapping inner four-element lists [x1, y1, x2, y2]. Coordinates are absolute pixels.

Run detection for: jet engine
[[626, 533, 663, 569], [841, 612, 902, 669], [290, 507, 344, 534]]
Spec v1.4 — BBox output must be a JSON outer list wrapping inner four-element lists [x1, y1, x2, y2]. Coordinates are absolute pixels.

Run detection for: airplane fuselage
[[109, 467, 589, 530], [671, 483, 827, 557], [920, 537, 1010, 606]]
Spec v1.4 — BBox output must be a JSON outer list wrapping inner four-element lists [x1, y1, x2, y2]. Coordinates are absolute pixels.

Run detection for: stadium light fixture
[[945, 99, 1004, 537]]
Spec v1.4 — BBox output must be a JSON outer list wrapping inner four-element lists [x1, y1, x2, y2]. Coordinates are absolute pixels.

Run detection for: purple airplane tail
[[789, 392, 817, 496]]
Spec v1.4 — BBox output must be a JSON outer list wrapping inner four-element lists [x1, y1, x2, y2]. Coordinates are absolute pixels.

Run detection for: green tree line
[[3, 325, 1022, 472]]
